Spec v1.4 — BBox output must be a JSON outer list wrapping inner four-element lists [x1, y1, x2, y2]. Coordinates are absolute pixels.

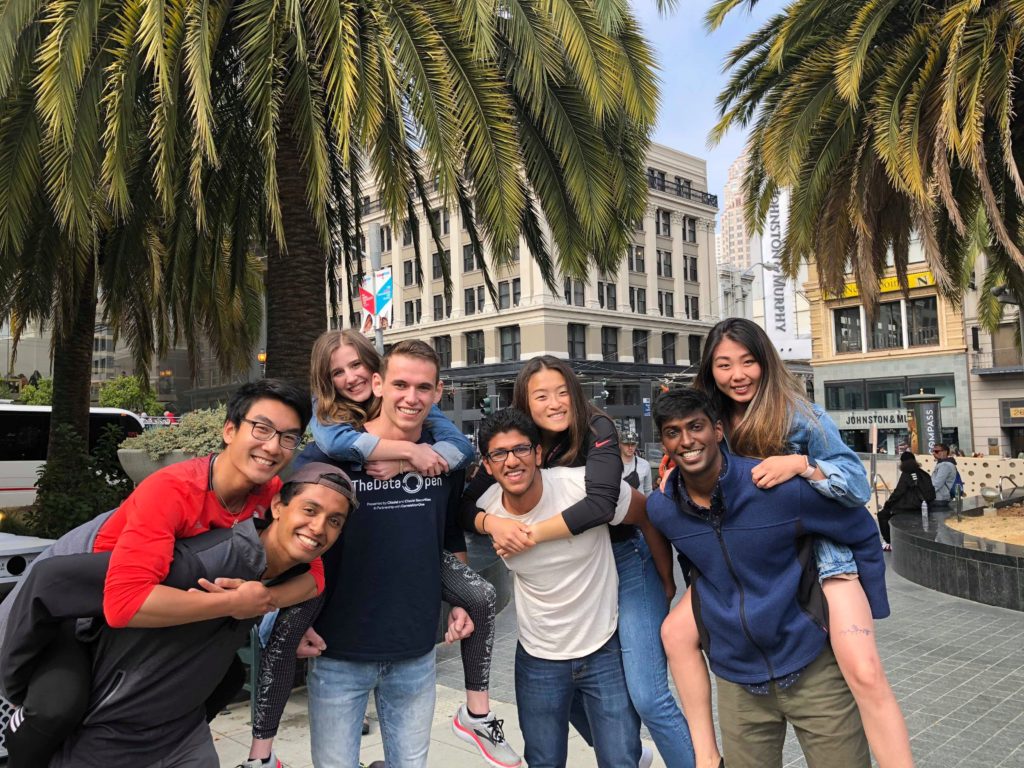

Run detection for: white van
[[0, 404, 145, 507]]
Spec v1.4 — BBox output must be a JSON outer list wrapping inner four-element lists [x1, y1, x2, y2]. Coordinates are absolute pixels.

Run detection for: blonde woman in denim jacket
[[661, 319, 913, 768]]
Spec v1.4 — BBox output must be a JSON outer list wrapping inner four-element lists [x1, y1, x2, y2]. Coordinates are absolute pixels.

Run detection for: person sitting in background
[[877, 453, 935, 551]]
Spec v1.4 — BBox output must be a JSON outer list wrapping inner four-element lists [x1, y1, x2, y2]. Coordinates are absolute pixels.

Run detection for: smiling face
[[711, 336, 763, 409], [269, 483, 348, 564], [221, 398, 302, 487], [526, 368, 573, 435], [330, 343, 374, 404], [659, 410, 725, 481], [372, 353, 442, 433], [482, 429, 543, 499]]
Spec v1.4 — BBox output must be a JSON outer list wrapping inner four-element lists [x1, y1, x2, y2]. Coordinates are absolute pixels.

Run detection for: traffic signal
[[480, 396, 493, 416]]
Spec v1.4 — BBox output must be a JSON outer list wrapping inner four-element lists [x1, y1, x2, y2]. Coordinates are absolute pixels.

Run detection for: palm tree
[[0, 0, 659, 389], [708, 0, 1024, 314]]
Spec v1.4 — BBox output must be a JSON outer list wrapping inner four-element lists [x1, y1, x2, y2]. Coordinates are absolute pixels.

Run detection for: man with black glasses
[[475, 408, 650, 768], [0, 379, 319, 767]]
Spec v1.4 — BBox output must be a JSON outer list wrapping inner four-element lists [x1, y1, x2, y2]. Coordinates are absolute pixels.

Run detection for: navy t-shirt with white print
[[295, 442, 465, 662]]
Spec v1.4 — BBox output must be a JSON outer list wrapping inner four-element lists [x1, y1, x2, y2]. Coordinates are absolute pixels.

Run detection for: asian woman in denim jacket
[[661, 319, 913, 768]]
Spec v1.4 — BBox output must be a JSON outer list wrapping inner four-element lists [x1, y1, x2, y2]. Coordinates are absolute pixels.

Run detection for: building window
[[497, 278, 521, 309], [512, 278, 521, 306], [688, 334, 702, 364], [432, 251, 445, 281], [432, 295, 451, 321], [633, 330, 649, 364], [379, 225, 392, 252], [655, 209, 671, 237], [866, 379, 905, 409], [598, 282, 617, 310], [563, 277, 585, 306], [629, 287, 647, 314], [907, 374, 956, 406], [684, 295, 699, 320], [868, 301, 902, 350], [403, 260, 415, 287], [658, 291, 674, 318], [663, 333, 677, 366], [464, 285, 484, 315], [656, 249, 673, 278], [429, 208, 450, 235], [825, 381, 866, 410], [500, 326, 521, 362], [908, 296, 939, 347], [628, 244, 645, 273], [834, 307, 863, 353], [567, 324, 586, 360], [433, 335, 452, 368], [687, 216, 697, 243], [463, 244, 483, 272], [602, 327, 618, 361], [686, 255, 699, 282], [466, 331, 485, 366], [675, 176, 691, 195], [402, 220, 414, 246], [648, 167, 666, 190], [403, 299, 422, 326]]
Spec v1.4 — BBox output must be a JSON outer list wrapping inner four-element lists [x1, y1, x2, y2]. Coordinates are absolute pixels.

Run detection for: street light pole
[[369, 223, 384, 355]]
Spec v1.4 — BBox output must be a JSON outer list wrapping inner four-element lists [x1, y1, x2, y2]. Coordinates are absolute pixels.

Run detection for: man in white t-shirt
[[476, 408, 643, 768]]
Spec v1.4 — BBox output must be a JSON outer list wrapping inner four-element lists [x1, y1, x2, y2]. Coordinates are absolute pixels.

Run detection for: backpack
[[914, 470, 936, 503], [950, 468, 965, 498]]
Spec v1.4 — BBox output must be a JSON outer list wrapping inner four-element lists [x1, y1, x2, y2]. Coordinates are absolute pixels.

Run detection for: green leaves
[[713, 0, 1024, 312]]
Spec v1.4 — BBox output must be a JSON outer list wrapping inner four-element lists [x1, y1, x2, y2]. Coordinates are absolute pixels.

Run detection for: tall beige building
[[334, 142, 720, 449], [718, 150, 751, 268]]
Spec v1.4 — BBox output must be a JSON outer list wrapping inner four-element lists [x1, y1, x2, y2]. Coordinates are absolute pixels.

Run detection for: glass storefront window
[[868, 301, 903, 350], [907, 296, 939, 346], [825, 381, 865, 411], [866, 379, 905, 409], [833, 308, 862, 353], [906, 375, 956, 406]]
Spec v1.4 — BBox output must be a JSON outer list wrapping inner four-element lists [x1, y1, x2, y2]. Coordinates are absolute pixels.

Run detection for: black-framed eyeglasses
[[243, 418, 302, 451], [484, 443, 534, 463]]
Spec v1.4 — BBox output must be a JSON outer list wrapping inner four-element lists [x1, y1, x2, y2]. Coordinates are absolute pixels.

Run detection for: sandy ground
[[945, 504, 1024, 545]]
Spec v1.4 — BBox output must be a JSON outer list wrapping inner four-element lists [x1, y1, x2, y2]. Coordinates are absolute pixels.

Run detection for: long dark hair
[[695, 318, 812, 458], [511, 355, 599, 466]]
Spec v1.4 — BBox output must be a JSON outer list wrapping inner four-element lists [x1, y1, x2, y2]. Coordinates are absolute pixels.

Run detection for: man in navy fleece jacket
[[648, 388, 888, 768]]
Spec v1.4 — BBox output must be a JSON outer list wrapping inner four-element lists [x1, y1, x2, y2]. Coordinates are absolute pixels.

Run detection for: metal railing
[[646, 177, 719, 208]]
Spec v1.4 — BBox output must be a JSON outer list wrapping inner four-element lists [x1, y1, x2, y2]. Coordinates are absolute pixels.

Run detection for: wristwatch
[[799, 455, 817, 479]]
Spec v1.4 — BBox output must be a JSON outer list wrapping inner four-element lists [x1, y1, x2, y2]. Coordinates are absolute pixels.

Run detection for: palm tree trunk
[[49, 256, 97, 446], [265, 112, 327, 389]]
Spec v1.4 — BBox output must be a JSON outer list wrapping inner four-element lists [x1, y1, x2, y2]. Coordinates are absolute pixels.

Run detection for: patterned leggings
[[251, 550, 497, 739]]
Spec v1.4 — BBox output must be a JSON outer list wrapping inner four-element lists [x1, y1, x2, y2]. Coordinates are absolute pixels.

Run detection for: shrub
[[98, 376, 161, 414], [119, 407, 227, 460], [28, 423, 133, 539]]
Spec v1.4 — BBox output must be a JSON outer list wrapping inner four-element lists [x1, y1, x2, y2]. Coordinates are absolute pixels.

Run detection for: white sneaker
[[235, 753, 282, 768], [452, 704, 523, 767], [639, 744, 654, 768]]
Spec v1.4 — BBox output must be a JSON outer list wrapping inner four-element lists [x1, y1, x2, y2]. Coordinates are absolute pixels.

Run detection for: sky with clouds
[[633, 0, 786, 220]]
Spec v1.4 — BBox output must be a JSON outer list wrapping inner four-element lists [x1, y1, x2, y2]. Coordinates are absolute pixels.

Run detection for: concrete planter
[[117, 449, 195, 485]]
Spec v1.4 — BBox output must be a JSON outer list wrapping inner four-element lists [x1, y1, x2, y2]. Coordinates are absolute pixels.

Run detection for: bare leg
[[823, 578, 914, 768], [662, 588, 721, 768]]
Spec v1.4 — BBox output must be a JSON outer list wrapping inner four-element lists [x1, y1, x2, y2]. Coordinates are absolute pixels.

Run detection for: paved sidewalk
[[212, 561, 1024, 767]]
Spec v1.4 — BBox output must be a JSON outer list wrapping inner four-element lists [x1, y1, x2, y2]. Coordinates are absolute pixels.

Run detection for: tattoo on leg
[[840, 624, 872, 637]]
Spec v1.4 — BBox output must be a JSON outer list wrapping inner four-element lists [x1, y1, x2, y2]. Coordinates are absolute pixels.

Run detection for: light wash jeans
[[570, 534, 696, 768], [307, 650, 436, 768], [516, 634, 641, 768]]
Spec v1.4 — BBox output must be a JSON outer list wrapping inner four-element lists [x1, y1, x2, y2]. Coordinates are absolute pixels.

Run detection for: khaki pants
[[716, 646, 870, 768]]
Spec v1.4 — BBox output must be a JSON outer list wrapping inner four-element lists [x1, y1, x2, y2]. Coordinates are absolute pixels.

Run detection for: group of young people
[[0, 316, 914, 768]]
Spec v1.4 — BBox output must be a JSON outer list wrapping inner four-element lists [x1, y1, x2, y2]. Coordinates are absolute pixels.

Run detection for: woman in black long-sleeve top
[[878, 452, 935, 549], [461, 356, 695, 767]]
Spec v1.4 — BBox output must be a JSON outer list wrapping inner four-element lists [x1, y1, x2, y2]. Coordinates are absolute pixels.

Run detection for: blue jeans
[[516, 634, 641, 768], [307, 650, 436, 768], [570, 534, 695, 768]]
